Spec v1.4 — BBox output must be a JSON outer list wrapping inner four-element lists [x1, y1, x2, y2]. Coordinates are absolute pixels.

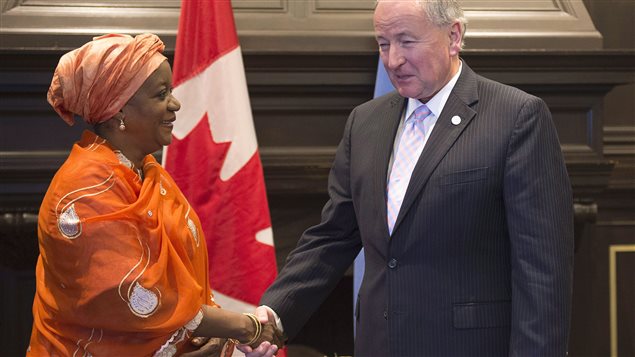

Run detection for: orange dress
[[29, 131, 214, 356]]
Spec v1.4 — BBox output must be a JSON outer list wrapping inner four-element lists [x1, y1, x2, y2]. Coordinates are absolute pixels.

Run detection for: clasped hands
[[236, 306, 284, 357], [234, 311, 284, 354], [183, 306, 284, 357]]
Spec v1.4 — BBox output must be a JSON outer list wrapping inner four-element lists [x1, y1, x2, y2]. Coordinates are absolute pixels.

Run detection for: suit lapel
[[391, 63, 480, 235], [374, 93, 407, 238]]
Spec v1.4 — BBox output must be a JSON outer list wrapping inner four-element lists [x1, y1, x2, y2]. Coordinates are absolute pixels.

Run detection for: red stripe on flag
[[173, 0, 239, 87]]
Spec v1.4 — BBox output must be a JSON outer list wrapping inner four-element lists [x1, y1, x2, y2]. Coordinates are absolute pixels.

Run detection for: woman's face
[[121, 60, 180, 155]]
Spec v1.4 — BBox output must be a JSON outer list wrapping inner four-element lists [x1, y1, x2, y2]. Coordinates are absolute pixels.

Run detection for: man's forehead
[[374, 11, 426, 33]]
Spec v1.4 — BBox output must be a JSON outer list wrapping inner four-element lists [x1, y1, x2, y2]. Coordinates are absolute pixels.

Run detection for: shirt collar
[[404, 60, 463, 120]]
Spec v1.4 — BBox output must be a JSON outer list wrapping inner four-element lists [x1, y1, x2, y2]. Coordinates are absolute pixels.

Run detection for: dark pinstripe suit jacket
[[261, 62, 574, 356]]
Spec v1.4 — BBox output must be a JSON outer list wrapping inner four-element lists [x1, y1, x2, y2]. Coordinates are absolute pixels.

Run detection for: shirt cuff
[[261, 305, 284, 333]]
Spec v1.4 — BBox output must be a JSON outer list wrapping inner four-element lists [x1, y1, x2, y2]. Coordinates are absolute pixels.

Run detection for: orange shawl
[[29, 131, 214, 356]]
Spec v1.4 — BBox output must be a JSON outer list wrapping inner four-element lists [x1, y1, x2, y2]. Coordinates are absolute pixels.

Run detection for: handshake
[[186, 305, 284, 357], [234, 306, 285, 356]]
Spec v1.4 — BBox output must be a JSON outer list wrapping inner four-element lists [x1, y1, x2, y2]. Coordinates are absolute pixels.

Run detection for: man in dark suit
[[240, 1, 574, 356]]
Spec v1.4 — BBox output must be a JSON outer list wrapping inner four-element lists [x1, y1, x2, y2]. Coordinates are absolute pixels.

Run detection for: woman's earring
[[118, 118, 126, 131]]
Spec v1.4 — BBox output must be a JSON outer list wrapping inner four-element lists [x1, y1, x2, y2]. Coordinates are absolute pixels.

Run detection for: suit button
[[388, 258, 397, 269], [383, 310, 388, 319]]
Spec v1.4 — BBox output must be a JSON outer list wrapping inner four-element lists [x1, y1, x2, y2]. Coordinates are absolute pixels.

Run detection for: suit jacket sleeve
[[504, 96, 574, 356], [260, 107, 363, 339]]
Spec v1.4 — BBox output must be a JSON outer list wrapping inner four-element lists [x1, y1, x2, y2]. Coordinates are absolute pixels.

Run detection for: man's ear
[[449, 22, 462, 56]]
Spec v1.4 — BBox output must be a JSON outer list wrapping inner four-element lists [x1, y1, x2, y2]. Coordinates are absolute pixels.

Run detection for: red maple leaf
[[165, 114, 277, 305]]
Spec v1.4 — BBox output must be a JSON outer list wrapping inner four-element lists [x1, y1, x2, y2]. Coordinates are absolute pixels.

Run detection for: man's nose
[[387, 47, 405, 69]]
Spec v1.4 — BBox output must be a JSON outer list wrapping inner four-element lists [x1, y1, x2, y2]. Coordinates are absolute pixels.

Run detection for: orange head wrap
[[47, 33, 167, 126]]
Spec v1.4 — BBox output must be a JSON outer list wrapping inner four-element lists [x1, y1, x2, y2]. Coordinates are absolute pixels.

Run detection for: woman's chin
[[161, 137, 173, 147]]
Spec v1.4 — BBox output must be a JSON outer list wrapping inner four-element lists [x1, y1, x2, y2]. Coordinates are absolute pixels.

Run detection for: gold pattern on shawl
[[156, 167, 200, 249], [58, 204, 82, 239], [73, 328, 103, 357], [118, 234, 162, 318], [187, 218, 199, 247], [159, 180, 167, 196], [55, 172, 116, 240], [184, 204, 200, 247], [85, 136, 107, 152], [129, 282, 160, 317]]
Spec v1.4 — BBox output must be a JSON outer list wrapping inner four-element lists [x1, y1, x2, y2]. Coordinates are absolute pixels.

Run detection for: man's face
[[374, 0, 461, 102]]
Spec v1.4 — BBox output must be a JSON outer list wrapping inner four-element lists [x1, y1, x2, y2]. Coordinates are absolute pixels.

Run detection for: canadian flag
[[164, 0, 278, 323]]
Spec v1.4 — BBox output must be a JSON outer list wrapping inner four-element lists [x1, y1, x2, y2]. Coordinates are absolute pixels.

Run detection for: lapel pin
[[451, 115, 462, 126]]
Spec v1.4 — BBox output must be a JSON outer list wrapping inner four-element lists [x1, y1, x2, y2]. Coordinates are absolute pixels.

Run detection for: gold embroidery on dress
[[85, 136, 106, 152], [184, 204, 200, 247], [155, 170, 169, 196], [58, 204, 81, 239], [118, 235, 161, 318], [55, 172, 116, 240], [160, 180, 167, 196], [73, 328, 103, 357], [153, 170, 200, 249], [129, 282, 160, 316]]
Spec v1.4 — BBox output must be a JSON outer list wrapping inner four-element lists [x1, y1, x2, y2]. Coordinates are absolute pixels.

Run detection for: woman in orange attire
[[28, 33, 282, 357]]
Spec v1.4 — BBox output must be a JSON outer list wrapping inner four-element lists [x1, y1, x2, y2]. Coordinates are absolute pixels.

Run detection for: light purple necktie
[[386, 104, 431, 235]]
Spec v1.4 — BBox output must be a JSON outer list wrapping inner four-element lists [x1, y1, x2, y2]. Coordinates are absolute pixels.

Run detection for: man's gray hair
[[377, 0, 468, 48], [417, 0, 467, 48]]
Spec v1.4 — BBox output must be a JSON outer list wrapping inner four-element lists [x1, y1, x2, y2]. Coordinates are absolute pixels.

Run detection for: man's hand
[[237, 341, 279, 357], [255, 305, 275, 325], [236, 306, 284, 356]]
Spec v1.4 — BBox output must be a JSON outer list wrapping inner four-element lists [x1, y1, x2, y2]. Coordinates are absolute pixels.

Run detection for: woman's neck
[[93, 127, 145, 169]]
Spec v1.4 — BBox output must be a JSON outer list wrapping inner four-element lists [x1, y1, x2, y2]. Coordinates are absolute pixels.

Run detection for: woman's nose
[[169, 95, 181, 112]]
